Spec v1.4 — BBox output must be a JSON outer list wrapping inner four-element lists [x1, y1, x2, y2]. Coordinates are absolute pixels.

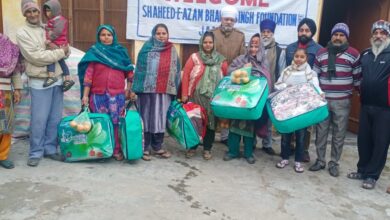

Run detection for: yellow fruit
[[242, 76, 250, 83], [83, 122, 92, 132], [77, 124, 85, 132], [70, 121, 78, 128]]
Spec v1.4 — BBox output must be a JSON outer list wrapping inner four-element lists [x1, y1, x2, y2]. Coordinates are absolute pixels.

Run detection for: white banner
[[126, 0, 322, 46]]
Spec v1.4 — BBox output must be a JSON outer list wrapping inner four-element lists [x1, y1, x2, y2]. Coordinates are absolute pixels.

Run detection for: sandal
[[154, 150, 171, 159], [185, 149, 196, 159], [362, 178, 376, 190], [347, 172, 364, 180], [386, 186, 390, 194], [142, 152, 151, 161], [113, 153, 124, 161], [203, 150, 212, 160], [294, 162, 304, 173], [276, 159, 289, 169], [43, 76, 58, 87], [63, 80, 75, 92]]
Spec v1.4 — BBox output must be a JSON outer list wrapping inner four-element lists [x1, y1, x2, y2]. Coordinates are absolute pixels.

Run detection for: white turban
[[221, 5, 238, 20]]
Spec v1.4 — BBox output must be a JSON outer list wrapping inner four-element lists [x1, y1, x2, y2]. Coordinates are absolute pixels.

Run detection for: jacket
[[211, 27, 246, 65], [16, 22, 66, 78], [286, 40, 322, 68], [84, 62, 132, 96], [44, 0, 68, 46], [360, 46, 390, 108]]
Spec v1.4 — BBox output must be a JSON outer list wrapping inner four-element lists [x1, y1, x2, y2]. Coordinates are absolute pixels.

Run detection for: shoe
[[43, 76, 58, 87], [309, 160, 325, 171], [0, 160, 15, 169], [223, 153, 237, 161], [386, 186, 390, 194], [113, 153, 124, 161], [62, 80, 75, 92], [302, 151, 310, 163], [27, 158, 41, 167], [45, 153, 64, 161], [262, 147, 276, 156], [245, 156, 255, 164], [328, 165, 339, 177], [362, 178, 376, 190]]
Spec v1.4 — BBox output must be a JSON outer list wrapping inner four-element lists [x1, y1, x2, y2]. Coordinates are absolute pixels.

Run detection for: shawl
[[228, 34, 272, 88], [196, 34, 225, 97], [264, 37, 277, 84], [78, 25, 134, 97], [0, 34, 21, 77], [132, 25, 181, 95]]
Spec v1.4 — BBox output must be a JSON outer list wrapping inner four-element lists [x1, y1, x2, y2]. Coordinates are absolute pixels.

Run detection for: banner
[[126, 0, 322, 46]]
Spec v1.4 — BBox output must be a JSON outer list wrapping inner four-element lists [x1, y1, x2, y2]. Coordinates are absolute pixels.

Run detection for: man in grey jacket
[[16, 0, 69, 167]]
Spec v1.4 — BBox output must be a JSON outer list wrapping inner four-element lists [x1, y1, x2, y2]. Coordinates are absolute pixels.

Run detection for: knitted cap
[[298, 18, 317, 36], [331, 23, 350, 38], [260, 19, 276, 33], [371, 20, 390, 34], [21, 0, 40, 15], [221, 5, 238, 19]]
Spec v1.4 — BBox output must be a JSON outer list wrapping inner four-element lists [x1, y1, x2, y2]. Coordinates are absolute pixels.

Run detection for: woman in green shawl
[[181, 31, 228, 160], [78, 25, 135, 161]]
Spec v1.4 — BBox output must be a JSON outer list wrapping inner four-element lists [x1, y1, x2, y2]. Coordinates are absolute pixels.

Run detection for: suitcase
[[58, 110, 115, 162], [266, 83, 329, 134], [166, 100, 206, 149], [211, 76, 269, 120], [119, 102, 143, 160]]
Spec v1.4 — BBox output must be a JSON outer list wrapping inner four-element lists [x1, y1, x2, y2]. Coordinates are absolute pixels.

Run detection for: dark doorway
[[318, 0, 351, 47]]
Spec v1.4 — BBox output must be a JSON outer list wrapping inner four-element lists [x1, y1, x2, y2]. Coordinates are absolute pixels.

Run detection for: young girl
[[43, 0, 74, 91], [223, 34, 271, 164], [275, 48, 323, 173], [181, 31, 228, 160]]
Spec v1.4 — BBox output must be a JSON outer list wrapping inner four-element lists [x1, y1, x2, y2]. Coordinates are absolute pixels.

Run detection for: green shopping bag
[[166, 100, 200, 149], [119, 101, 143, 160], [58, 106, 115, 162], [211, 76, 269, 120]]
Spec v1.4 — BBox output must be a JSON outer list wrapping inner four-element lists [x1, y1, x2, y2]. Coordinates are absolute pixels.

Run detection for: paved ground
[[0, 132, 389, 220]]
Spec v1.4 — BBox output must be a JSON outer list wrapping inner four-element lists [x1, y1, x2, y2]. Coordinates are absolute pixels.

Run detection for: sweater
[[16, 22, 66, 79], [313, 46, 361, 100], [83, 62, 132, 96]]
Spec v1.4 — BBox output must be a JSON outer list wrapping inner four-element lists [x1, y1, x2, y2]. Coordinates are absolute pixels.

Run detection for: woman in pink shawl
[[0, 33, 23, 169]]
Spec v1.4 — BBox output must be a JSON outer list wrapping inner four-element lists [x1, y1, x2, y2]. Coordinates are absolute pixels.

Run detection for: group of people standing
[[0, 1, 389, 193]]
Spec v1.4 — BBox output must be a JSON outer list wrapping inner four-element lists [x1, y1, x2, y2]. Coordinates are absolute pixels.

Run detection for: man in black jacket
[[348, 20, 390, 190]]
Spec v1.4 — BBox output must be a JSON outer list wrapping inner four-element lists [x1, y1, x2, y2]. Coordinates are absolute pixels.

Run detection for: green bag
[[266, 83, 329, 134], [166, 100, 200, 149], [211, 76, 269, 120], [58, 107, 115, 162], [119, 102, 143, 160]]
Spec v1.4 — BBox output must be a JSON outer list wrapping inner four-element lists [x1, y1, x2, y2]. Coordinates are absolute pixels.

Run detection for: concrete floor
[[0, 132, 389, 220]]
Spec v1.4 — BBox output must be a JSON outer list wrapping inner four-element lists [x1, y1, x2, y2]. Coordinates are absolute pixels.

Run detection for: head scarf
[[228, 34, 271, 88], [197, 32, 225, 97], [78, 24, 134, 97], [132, 24, 181, 95], [0, 34, 23, 77]]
